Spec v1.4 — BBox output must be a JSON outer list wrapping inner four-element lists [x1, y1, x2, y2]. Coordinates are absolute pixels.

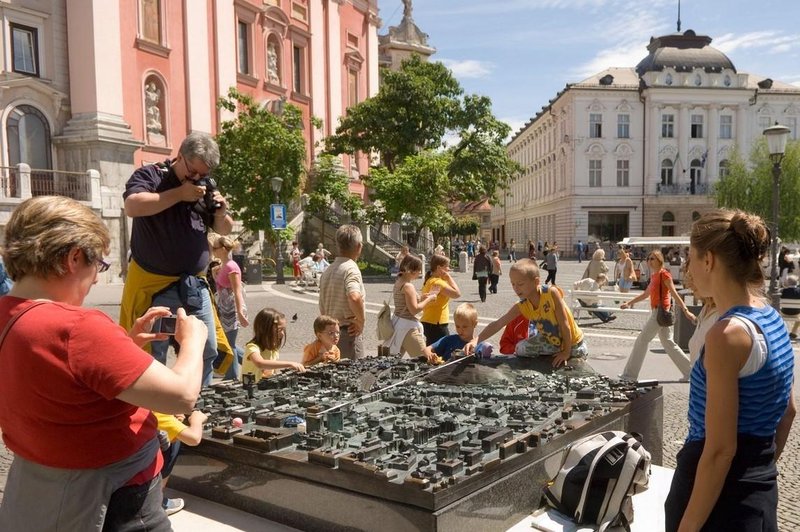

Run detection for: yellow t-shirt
[[153, 412, 186, 442], [241, 342, 279, 383], [421, 277, 451, 325], [517, 285, 583, 347]]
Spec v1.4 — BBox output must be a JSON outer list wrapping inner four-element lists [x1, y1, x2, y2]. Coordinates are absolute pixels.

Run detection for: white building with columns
[[499, 30, 800, 253]]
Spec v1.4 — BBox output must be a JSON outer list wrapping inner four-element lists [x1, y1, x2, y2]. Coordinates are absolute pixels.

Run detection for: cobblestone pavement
[[1, 258, 798, 528]]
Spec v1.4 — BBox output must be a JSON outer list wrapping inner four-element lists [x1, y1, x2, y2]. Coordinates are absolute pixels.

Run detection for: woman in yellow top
[[465, 259, 586, 367], [421, 254, 462, 345]]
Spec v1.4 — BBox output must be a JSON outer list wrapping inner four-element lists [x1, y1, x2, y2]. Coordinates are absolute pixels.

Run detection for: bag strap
[[0, 300, 49, 351]]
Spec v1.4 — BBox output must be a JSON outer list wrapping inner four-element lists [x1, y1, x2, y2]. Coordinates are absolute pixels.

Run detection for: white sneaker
[[163, 497, 185, 516]]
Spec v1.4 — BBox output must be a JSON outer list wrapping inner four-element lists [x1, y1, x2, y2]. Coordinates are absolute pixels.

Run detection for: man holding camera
[[120, 132, 234, 386]]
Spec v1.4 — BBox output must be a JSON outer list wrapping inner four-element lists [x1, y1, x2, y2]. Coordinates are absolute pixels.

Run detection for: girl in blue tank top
[[665, 209, 795, 532]]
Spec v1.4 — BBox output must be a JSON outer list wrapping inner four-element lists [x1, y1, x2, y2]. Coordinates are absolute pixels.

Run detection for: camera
[[155, 315, 178, 335], [193, 176, 221, 217]]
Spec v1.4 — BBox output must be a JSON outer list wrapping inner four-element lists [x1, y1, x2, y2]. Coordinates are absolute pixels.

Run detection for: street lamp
[[763, 122, 791, 310], [271, 176, 285, 285]]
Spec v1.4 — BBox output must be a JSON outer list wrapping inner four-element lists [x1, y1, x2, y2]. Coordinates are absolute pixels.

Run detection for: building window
[[758, 116, 771, 131], [719, 115, 733, 139], [691, 114, 703, 138], [10, 23, 39, 76], [292, 45, 305, 94], [616, 160, 629, 187], [617, 114, 630, 138], [661, 114, 674, 138], [6, 105, 52, 169], [348, 70, 358, 108], [589, 113, 602, 138], [589, 159, 602, 187], [662, 211, 675, 236], [237, 21, 250, 75], [660, 159, 673, 185], [292, 1, 308, 21], [140, 0, 162, 44], [690, 159, 703, 193], [719, 159, 730, 178]]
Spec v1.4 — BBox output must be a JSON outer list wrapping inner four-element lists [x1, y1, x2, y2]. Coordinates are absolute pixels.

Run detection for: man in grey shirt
[[318, 225, 366, 359], [544, 246, 559, 285]]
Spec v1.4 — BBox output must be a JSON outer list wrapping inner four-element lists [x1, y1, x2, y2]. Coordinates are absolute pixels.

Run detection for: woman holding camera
[[0, 196, 208, 531]]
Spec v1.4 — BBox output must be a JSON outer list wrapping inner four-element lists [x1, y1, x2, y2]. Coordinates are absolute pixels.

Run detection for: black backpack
[[542, 431, 651, 531]]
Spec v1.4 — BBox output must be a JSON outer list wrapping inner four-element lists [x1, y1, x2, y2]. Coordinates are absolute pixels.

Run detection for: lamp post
[[271, 176, 285, 285], [763, 123, 791, 310]]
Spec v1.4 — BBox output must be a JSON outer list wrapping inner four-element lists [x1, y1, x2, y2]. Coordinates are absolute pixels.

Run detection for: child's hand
[[323, 351, 338, 362], [189, 410, 209, 425], [552, 350, 570, 368], [238, 310, 250, 328], [286, 361, 306, 372], [463, 339, 478, 356]]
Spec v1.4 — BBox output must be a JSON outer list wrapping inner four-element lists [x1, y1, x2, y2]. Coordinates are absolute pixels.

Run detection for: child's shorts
[[618, 278, 634, 290], [514, 335, 588, 359]]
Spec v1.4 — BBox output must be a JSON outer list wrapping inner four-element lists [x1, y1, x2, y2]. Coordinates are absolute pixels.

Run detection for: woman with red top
[[0, 196, 207, 531], [619, 250, 694, 381]]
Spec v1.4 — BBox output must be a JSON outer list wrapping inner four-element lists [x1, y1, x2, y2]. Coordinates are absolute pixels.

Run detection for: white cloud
[[501, 116, 529, 138], [571, 6, 668, 79], [441, 59, 493, 79], [714, 31, 800, 54]]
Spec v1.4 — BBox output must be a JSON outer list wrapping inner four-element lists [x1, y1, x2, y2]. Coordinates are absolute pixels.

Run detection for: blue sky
[[379, 0, 800, 136]]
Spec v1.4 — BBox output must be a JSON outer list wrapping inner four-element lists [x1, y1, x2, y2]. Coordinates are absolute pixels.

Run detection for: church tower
[[378, 0, 436, 70]]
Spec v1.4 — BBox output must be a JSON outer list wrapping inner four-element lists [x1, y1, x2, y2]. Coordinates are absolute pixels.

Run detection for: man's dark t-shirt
[[124, 161, 211, 276]]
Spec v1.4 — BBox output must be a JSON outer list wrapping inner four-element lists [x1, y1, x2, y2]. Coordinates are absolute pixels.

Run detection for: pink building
[[0, 0, 379, 279]]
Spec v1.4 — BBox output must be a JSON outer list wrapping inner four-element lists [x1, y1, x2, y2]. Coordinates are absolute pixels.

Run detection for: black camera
[[193, 176, 221, 217]]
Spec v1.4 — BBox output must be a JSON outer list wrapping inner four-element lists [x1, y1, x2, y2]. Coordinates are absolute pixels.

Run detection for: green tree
[[325, 55, 521, 230], [451, 216, 480, 237], [214, 88, 307, 234], [714, 140, 800, 240], [368, 151, 454, 242], [305, 154, 363, 243]]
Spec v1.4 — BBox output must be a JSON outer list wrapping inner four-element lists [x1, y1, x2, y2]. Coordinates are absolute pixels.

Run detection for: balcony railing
[[656, 182, 709, 196], [0, 164, 100, 206]]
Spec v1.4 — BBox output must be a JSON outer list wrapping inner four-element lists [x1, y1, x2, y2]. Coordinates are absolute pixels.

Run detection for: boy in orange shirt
[[302, 315, 342, 366]]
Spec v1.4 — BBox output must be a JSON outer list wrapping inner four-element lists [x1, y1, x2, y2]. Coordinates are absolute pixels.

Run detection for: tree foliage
[[214, 88, 307, 233], [714, 140, 800, 240], [325, 55, 521, 237], [451, 216, 480, 237], [305, 154, 363, 236]]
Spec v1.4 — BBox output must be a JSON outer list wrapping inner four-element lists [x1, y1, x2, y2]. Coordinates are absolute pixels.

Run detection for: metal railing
[[0, 167, 19, 198], [30, 169, 92, 201], [656, 182, 709, 195], [0, 164, 97, 203]]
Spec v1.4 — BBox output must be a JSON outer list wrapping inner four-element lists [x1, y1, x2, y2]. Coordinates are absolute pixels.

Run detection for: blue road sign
[[270, 204, 287, 229]]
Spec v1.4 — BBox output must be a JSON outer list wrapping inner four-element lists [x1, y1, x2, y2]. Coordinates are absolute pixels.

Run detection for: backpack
[[542, 431, 651, 531]]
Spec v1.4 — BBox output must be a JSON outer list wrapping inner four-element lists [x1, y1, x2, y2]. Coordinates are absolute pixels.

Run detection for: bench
[[569, 289, 650, 319]]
